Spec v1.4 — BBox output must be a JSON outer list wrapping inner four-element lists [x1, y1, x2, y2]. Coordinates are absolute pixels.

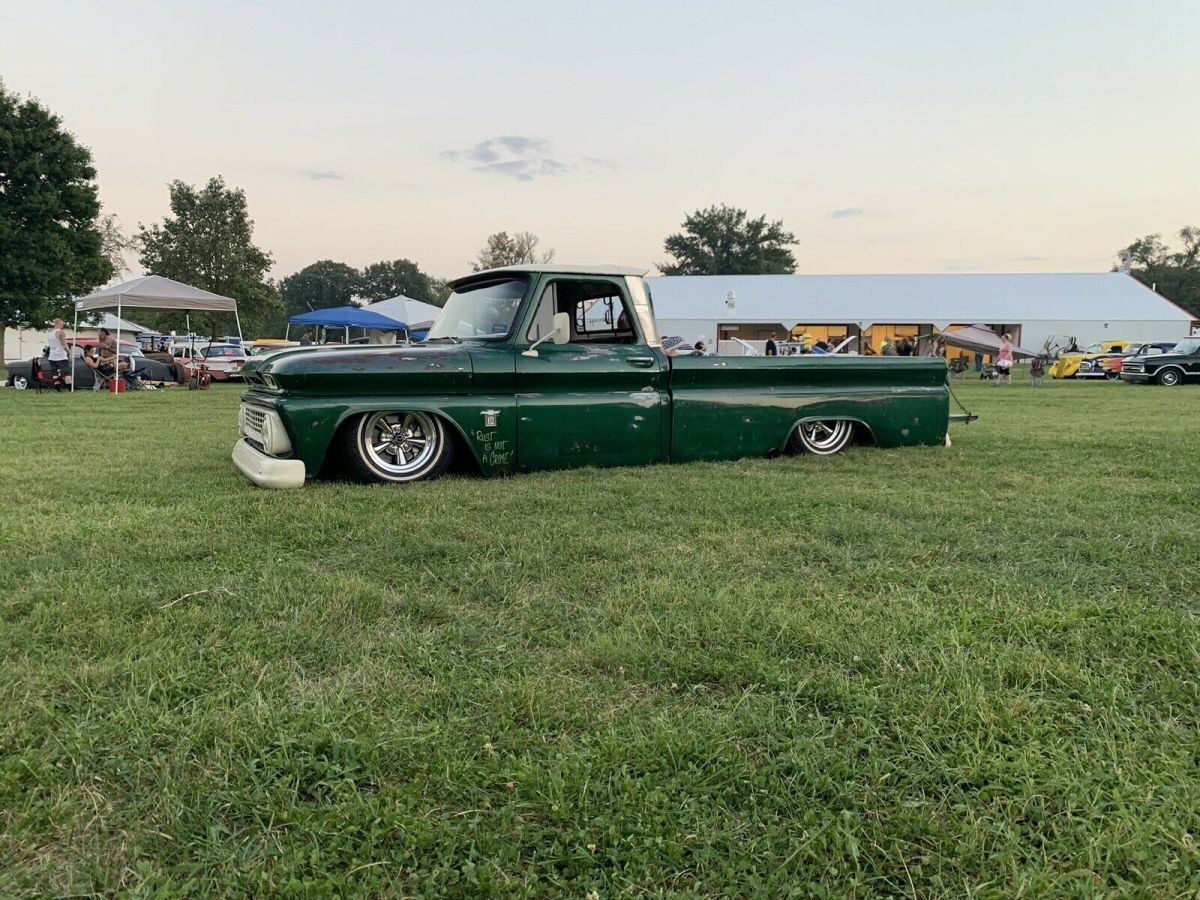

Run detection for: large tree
[[280, 260, 361, 316], [471, 231, 554, 272], [659, 204, 797, 275], [0, 82, 113, 353], [137, 176, 281, 337], [359, 258, 438, 305], [1117, 227, 1200, 318]]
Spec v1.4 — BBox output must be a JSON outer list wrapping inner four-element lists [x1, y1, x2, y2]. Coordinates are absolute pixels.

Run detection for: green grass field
[[1, 374, 1197, 897]]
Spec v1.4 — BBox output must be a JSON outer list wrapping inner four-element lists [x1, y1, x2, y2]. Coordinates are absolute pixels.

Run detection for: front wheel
[[789, 420, 855, 455], [1157, 368, 1182, 386], [344, 411, 454, 483], [12, 374, 29, 390]]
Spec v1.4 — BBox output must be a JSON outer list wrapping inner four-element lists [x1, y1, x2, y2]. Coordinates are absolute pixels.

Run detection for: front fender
[[263, 394, 518, 478]]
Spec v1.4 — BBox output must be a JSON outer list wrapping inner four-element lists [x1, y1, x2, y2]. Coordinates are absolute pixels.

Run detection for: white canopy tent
[[362, 295, 443, 328], [71, 276, 241, 391]]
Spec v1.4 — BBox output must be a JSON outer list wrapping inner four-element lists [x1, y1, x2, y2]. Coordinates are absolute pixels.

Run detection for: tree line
[[3, 80, 1198, 348]]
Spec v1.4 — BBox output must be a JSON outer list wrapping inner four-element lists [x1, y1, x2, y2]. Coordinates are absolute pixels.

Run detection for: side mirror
[[522, 312, 571, 357], [549, 312, 570, 345]]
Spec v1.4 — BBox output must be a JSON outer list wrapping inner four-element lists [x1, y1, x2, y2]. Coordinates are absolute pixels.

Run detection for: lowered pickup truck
[[233, 265, 953, 488]]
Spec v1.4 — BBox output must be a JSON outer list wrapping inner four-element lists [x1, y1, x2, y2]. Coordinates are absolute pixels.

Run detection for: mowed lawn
[[1, 374, 1197, 898]]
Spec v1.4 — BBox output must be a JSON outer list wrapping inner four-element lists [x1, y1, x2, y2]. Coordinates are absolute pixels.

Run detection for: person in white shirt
[[46, 318, 71, 382]]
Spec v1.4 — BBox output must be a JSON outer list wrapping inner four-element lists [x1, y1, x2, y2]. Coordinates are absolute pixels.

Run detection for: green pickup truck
[[233, 265, 951, 488]]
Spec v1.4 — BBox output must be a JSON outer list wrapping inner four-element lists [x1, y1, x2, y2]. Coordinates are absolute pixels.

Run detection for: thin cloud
[[441, 136, 601, 182], [829, 207, 866, 219], [302, 170, 345, 181]]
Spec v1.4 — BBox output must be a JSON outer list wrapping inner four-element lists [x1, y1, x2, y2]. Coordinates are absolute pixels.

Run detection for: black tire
[[1104, 370, 1120, 380], [1157, 368, 1182, 386], [342, 410, 454, 484], [788, 419, 855, 456], [12, 374, 29, 390]]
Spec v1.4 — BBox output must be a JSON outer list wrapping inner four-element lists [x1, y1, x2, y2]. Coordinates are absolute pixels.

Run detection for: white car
[[170, 343, 248, 380]]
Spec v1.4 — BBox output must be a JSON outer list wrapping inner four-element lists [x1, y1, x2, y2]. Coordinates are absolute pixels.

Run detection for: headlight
[[262, 374, 280, 390]]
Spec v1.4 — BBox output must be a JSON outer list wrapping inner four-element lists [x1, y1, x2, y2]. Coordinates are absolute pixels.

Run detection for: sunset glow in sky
[[4, 0, 1198, 280]]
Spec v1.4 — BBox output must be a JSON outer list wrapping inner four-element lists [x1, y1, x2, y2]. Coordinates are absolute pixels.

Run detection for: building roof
[[647, 273, 1194, 326]]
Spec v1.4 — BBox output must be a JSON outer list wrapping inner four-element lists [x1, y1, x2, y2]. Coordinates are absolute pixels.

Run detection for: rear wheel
[[12, 374, 28, 390], [344, 410, 454, 483], [1157, 368, 1182, 386], [789, 420, 855, 455]]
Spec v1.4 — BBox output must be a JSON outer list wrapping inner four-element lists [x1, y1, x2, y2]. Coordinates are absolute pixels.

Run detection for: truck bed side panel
[[668, 356, 949, 462]]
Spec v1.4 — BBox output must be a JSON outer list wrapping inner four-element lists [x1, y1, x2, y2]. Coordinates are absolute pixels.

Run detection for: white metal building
[[648, 273, 1197, 355]]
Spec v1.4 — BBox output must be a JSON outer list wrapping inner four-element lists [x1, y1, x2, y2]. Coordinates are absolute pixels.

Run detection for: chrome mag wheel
[[353, 410, 449, 482], [795, 419, 855, 455]]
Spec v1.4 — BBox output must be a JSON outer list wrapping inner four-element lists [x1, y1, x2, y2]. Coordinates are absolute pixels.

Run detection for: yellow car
[[1050, 340, 1134, 379]]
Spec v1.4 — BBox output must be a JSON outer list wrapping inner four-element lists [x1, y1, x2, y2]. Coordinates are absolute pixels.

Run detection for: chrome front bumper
[[232, 438, 306, 489]]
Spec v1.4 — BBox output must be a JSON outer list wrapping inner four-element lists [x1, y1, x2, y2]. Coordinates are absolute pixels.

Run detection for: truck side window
[[525, 280, 638, 345]]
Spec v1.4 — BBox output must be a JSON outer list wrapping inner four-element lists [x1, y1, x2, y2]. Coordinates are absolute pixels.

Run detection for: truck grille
[[241, 404, 268, 444]]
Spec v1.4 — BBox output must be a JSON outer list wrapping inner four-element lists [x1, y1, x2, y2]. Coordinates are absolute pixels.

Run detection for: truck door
[[514, 277, 668, 471]]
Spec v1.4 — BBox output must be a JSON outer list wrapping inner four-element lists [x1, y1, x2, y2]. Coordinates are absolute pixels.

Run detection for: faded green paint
[[239, 271, 950, 482], [669, 355, 948, 461]]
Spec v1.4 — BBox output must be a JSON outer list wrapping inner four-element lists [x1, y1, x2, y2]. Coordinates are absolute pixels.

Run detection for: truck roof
[[451, 264, 648, 286]]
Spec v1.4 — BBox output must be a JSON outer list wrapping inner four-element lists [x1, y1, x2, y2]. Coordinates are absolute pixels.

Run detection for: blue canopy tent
[[288, 306, 408, 343]]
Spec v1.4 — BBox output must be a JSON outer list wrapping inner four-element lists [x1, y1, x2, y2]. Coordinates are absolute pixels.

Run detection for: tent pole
[[116, 297, 122, 394], [234, 306, 244, 348], [71, 305, 78, 392]]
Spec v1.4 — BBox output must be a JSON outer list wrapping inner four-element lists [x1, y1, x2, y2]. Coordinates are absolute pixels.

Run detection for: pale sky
[[4, 0, 1198, 281]]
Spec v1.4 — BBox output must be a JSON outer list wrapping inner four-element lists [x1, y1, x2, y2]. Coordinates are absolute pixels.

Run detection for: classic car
[[1078, 341, 1178, 379], [232, 265, 955, 489], [169, 343, 247, 380], [5, 339, 181, 390], [1119, 336, 1200, 385], [1049, 340, 1134, 379], [246, 339, 300, 356]]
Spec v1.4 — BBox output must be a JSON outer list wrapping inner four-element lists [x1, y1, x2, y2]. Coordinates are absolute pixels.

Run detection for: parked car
[[169, 343, 247, 380], [5, 339, 180, 390], [247, 339, 299, 356], [1049, 340, 1134, 379], [232, 265, 956, 488], [1120, 336, 1200, 386], [1078, 341, 1178, 379]]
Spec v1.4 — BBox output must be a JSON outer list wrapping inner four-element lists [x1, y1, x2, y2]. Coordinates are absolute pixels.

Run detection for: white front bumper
[[232, 439, 306, 489]]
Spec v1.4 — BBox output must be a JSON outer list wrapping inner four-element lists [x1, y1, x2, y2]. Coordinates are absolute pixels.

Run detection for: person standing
[[300, 329, 315, 346], [881, 338, 897, 356], [46, 318, 71, 382], [995, 333, 1014, 384], [765, 333, 778, 356]]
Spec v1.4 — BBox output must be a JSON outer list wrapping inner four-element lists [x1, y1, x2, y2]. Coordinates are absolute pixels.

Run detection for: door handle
[[627, 356, 656, 368]]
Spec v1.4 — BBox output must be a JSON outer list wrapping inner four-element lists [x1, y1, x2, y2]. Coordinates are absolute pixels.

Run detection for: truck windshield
[[426, 277, 527, 340], [1170, 337, 1199, 355]]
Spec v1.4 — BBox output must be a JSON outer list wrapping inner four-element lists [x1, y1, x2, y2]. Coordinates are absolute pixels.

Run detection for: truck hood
[[242, 343, 473, 396]]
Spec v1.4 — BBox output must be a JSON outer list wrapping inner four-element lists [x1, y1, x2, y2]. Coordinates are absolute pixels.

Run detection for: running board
[[949, 413, 978, 424]]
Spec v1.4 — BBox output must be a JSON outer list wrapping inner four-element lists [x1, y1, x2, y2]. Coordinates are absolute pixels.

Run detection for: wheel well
[[1157, 365, 1184, 380], [784, 416, 876, 454], [321, 409, 482, 478]]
